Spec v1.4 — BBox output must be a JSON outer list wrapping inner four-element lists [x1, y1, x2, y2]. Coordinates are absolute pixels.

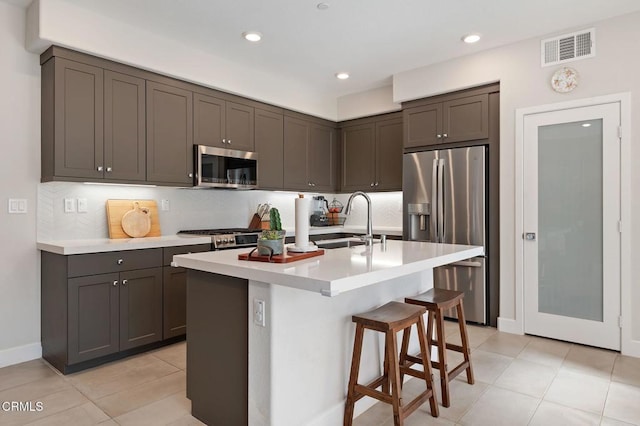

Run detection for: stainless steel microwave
[[194, 145, 258, 189]]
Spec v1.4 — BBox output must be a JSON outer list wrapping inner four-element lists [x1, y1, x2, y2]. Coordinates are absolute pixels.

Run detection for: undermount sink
[[313, 237, 378, 249]]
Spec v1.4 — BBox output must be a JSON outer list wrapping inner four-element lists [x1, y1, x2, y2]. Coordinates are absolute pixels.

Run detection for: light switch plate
[[77, 198, 88, 213], [161, 199, 170, 211], [8, 199, 27, 214], [254, 299, 266, 327], [64, 198, 76, 213]]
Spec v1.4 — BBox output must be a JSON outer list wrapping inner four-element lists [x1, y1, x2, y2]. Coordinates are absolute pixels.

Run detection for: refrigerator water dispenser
[[407, 202, 430, 241]]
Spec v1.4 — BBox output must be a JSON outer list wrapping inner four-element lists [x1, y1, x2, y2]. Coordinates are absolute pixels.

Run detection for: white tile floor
[[0, 326, 639, 425]]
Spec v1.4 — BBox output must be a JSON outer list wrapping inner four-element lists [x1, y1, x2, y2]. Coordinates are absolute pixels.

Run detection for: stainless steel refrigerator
[[403, 146, 487, 324]]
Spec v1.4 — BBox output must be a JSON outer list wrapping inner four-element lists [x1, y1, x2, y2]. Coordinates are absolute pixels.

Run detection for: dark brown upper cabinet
[[341, 114, 402, 192], [146, 81, 194, 185], [42, 57, 104, 181], [194, 93, 255, 152], [254, 108, 284, 190], [283, 116, 337, 192], [104, 71, 146, 182], [404, 94, 488, 149]]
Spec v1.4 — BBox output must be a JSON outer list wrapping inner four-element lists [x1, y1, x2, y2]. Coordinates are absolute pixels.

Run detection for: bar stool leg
[[434, 308, 450, 407], [386, 330, 404, 426], [344, 324, 365, 426], [416, 316, 439, 417], [456, 300, 475, 384], [398, 325, 411, 386]]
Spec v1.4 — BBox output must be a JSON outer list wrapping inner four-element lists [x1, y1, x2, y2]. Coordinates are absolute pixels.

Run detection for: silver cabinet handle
[[97, 166, 104, 172], [228, 139, 231, 144], [436, 134, 442, 138], [443, 133, 448, 138], [375, 182, 379, 187], [370, 183, 374, 187], [449, 260, 483, 268], [106, 167, 112, 172], [222, 139, 227, 144], [117, 259, 123, 265], [188, 173, 193, 178], [524, 232, 536, 241], [112, 280, 118, 286], [311, 183, 316, 187], [122, 279, 128, 286]]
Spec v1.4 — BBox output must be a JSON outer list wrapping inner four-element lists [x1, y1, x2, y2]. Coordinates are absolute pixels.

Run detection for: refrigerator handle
[[437, 159, 445, 243], [431, 158, 438, 242]]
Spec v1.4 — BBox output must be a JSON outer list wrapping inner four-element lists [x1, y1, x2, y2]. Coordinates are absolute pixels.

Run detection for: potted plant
[[257, 208, 286, 255]]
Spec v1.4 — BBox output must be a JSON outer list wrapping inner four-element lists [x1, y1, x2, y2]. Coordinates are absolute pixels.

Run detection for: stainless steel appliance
[[178, 228, 262, 250], [403, 146, 487, 324], [194, 145, 258, 189]]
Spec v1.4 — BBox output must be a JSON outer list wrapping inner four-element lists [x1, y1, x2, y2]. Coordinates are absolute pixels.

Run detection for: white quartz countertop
[[37, 235, 213, 255], [173, 240, 483, 296]]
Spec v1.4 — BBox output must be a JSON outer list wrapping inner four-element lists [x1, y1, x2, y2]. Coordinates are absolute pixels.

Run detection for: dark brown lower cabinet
[[67, 267, 163, 363], [41, 246, 192, 374], [163, 266, 188, 339]]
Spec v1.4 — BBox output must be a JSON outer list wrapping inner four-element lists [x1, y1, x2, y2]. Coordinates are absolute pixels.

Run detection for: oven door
[[195, 145, 258, 189]]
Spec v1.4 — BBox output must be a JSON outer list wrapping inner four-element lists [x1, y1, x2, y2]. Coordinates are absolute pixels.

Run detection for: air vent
[[541, 28, 595, 67]]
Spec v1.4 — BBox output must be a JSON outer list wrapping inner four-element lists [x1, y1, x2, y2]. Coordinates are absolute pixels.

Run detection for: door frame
[[511, 92, 634, 356]]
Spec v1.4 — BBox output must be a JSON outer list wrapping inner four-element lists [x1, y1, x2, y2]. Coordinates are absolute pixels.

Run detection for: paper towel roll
[[294, 197, 310, 249]]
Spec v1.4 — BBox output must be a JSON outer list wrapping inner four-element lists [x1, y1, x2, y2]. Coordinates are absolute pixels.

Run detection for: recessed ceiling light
[[335, 72, 349, 80], [462, 34, 481, 44], [242, 31, 262, 42], [317, 2, 330, 10], [582, 123, 592, 127]]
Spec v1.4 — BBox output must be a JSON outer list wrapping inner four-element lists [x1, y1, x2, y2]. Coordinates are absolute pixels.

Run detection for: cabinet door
[[375, 117, 403, 191], [194, 93, 225, 148], [442, 94, 489, 143], [404, 103, 442, 148], [104, 71, 146, 182], [308, 124, 337, 191], [68, 273, 119, 364], [119, 267, 163, 350], [53, 58, 104, 179], [163, 266, 187, 339], [341, 123, 375, 191], [146, 82, 193, 185], [255, 109, 284, 189], [226, 102, 255, 151], [283, 116, 310, 190]]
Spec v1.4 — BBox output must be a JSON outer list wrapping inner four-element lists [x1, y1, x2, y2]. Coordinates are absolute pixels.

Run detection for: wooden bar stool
[[401, 288, 474, 407], [344, 301, 439, 426]]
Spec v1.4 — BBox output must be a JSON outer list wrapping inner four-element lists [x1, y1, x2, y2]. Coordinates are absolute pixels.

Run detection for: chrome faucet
[[344, 191, 373, 245]]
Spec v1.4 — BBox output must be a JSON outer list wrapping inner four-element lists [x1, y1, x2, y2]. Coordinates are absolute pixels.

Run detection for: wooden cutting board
[[106, 200, 161, 239]]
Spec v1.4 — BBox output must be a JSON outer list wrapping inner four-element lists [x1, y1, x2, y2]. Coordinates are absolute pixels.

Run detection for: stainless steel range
[[178, 228, 262, 250]]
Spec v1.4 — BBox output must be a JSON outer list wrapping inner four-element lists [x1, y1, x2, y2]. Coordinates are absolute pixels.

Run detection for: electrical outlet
[[161, 199, 170, 211], [64, 198, 76, 213], [254, 299, 266, 327], [77, 198, 88, 213]]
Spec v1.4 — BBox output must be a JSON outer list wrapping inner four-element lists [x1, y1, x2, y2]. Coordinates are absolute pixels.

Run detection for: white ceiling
[[16, 0, 640, 100]]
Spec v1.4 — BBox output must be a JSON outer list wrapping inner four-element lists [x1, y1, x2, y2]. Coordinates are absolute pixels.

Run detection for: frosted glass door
[[523, 103, 620, 351]]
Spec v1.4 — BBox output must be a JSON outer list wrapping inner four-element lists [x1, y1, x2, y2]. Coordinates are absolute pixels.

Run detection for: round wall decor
[[551, 67, 579, 93]]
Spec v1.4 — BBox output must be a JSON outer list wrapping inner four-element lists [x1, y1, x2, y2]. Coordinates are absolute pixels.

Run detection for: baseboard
[[622, 338, 640, 358], [0, 342, 42, 368], [497, 317, 524, 335]]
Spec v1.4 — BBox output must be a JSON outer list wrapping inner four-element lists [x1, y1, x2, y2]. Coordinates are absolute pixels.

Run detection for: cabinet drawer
[[163, 244, 211, 266], [68, 248, 162, 278]]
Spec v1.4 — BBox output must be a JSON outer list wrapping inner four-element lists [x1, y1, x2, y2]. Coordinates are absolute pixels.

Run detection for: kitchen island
[[173, 240, 483, 426]]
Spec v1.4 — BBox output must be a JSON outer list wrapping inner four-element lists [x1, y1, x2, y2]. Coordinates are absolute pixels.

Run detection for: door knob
[[97, 166, 104, 172], [443, 133, 448, 138], [112, 280, 118, 286], [122, 279, 128, 286], [117, 259, 124, 265], [524, 232, 536, 241]]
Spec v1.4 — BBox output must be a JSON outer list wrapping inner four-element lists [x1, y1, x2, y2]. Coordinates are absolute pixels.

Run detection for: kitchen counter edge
[[36, 235, 213, 255]]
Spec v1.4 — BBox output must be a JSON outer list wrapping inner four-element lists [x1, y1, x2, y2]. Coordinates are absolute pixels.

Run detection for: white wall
[[337, 85, 401, 121], [395, 12, 640, 348], [0, 1, 42, 365]]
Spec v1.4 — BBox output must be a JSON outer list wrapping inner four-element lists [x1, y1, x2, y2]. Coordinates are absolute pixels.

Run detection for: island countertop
[[172, 240, 483, 296]]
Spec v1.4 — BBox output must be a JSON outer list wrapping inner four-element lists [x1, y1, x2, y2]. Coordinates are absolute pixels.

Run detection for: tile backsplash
[[37, 182, 402, 241]]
